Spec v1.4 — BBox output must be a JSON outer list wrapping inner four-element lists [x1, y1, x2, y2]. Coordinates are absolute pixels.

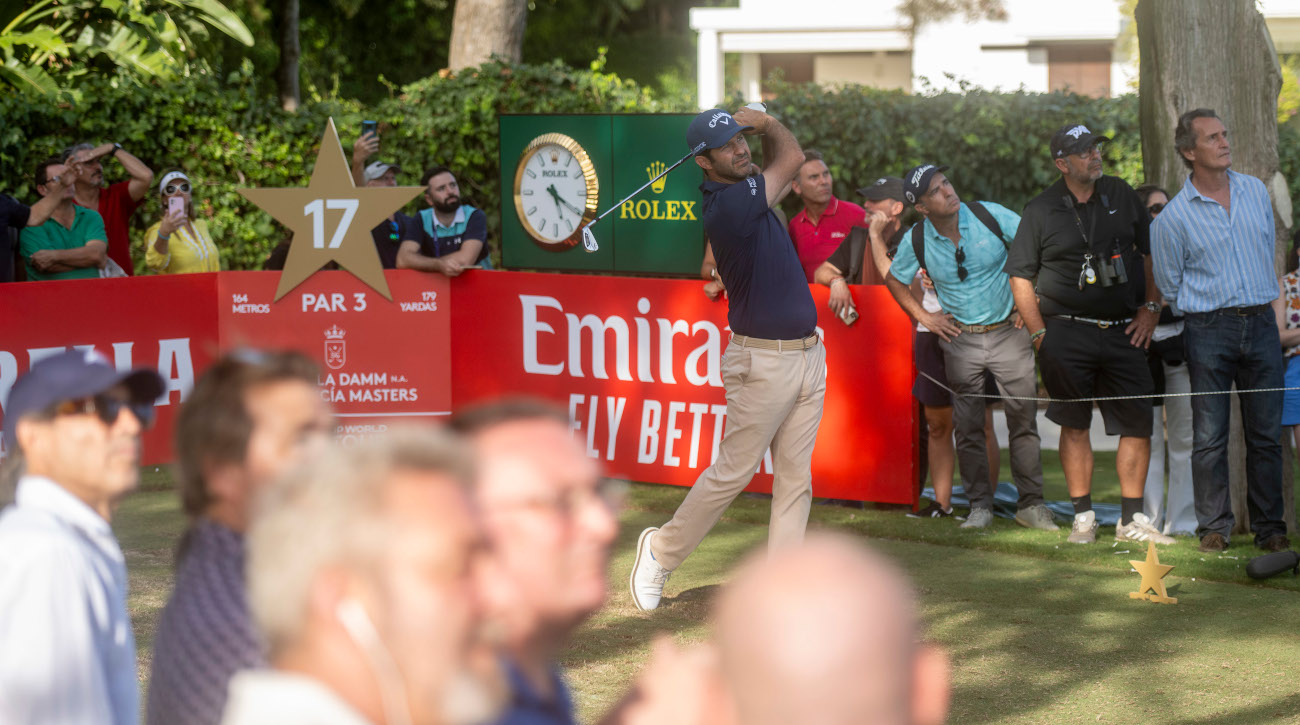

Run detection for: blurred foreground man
[[453, 400, 619, 725], [223, 429, 505, 725], [148, 351, 334, 725], [630, 105, 824, 611], [0, 350, 163, 724], [714, 534, 949, 725]]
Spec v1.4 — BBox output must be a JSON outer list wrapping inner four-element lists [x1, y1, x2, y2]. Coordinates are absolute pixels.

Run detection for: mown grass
[[115, 455, 1300, 724]]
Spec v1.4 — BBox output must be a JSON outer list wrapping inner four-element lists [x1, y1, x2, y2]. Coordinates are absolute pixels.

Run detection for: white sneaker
[[1068, 510, 1098, 544], [1115, 512, 1176, 545], [630, 527, 672, 611]]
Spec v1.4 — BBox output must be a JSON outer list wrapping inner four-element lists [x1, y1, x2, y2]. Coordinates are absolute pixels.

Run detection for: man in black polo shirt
[[630, 105, 822, 611], [1006, 123, 1167, 545]]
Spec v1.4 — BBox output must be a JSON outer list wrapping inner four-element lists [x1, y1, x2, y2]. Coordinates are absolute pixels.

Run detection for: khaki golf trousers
[[651, 335, 827, 570]]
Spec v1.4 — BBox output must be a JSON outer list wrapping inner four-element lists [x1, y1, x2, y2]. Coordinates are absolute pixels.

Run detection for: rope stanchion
[[917, 370, 1300, 404]]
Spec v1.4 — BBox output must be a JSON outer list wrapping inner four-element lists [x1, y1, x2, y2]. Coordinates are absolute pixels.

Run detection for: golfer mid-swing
[[630, 105, 826, 611]]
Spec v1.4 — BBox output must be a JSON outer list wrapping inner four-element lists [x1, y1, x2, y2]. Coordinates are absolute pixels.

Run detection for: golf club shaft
[[589, 143, 704, 227]]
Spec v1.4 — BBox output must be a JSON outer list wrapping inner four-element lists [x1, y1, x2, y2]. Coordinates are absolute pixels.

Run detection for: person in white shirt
[[0, 349, 163, 725]]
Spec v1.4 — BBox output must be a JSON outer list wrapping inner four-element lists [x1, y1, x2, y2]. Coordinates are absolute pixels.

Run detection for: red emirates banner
[[449, 271, 916, 503], [0, 274, 220, 462]]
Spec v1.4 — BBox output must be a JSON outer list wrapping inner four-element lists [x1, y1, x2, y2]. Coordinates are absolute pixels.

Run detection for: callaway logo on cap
[[686, 108, 754, 156], [709, 112, 731, 129]]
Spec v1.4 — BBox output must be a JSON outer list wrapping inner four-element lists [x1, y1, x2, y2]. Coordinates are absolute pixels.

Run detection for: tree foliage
[[0, 0, 252, 95]]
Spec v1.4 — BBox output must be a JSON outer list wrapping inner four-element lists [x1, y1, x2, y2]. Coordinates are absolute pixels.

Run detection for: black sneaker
[[907, 501, 954, 519]]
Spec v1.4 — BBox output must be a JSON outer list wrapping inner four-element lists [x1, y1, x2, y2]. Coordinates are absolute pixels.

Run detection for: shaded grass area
[[115, 458, 1300, 724]]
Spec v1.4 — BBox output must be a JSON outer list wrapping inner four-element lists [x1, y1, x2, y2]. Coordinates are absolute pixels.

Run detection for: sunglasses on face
[[164, 183, 191, 195], [52, 393, 156, 429], [954, 246, 968, 282], [1147, 203, 1165, 216]]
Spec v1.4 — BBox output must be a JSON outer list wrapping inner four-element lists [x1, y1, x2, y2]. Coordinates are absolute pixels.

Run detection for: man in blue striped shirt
[[1150, 108, 1290, 554]]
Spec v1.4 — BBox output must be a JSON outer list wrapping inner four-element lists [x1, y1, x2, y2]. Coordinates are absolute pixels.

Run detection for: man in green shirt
[[20, 157, 107, 281]]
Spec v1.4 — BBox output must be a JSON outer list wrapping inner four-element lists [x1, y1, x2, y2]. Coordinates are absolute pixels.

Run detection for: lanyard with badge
[[1063, 193, 1126, 291]]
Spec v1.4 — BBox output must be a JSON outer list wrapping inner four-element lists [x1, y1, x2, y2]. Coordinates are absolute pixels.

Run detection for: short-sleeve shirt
[[788, 196, 866, 282], [416, 205, 490, 263], [824, 225, 905, 285], [889, 201, 1021, 326], [1005, 176, 1149, 318], [702, 174, 816, 339], [0, 195, 31, 283], [19, 205, 107, 281], [371, 213, 415, 270], [144, 219, 220, 274], [75, 181, 141, 277]]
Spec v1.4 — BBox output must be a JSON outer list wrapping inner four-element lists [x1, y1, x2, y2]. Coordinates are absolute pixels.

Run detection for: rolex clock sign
[[499, 114, 703, 275]]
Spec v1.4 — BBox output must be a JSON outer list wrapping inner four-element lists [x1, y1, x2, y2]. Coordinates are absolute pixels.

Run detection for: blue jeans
[[1183, 307, 1287, 544]]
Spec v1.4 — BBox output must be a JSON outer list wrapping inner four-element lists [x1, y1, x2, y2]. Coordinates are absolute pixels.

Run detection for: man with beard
[[20, 158, 108, 281], [629, 106, 823, 611], [1006, 123, 1165, 546], [398, 165, 490, 276], [63, 142, 154, 276], [451, 400, 619, 724]]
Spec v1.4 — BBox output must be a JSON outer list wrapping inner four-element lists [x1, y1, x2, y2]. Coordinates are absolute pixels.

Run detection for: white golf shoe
[[630, 527, 673, 611]]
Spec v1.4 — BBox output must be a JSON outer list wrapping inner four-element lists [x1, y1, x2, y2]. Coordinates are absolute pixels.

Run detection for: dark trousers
[[1183, 307, 1287, 545]]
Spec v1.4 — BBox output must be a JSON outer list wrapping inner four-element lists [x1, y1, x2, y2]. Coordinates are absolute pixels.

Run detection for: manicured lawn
[[116, 457, 1300, 724]]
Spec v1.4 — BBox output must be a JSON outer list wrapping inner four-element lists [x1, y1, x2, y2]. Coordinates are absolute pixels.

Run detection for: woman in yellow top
[[144, 169, 220, 273]]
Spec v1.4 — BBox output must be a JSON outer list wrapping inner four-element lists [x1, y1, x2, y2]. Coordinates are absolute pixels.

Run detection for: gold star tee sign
[[238, 118, 423, 301], [1129, 540, 1178, 604]]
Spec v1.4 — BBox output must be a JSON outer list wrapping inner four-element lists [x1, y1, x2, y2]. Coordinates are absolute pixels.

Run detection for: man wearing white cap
[[351, 130, 418, 269], [0, 350, 163, 724]]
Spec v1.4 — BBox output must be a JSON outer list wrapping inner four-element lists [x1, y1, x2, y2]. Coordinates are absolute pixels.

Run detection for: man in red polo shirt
[[787, 150, 866, 282], [65, 142, 154, 276]]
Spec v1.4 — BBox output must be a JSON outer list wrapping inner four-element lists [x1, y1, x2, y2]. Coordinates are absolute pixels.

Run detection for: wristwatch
[[1143, 301, 1160, 313], [111, 142, 122, 157]]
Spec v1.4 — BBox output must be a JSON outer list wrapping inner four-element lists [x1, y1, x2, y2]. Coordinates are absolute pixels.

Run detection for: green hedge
[[0, 60, 659, 271], [3, 68, 1297, 272]]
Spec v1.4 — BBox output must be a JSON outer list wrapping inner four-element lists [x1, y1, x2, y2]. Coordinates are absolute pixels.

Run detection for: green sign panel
[[498, 114, 703, 275]]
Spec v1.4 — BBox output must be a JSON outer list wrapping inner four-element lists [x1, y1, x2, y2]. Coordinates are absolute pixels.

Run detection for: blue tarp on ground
[[923, 482, 1121, 526]]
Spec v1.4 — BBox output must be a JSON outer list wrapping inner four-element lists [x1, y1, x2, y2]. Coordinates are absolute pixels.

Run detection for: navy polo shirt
[[370, 212, 414, 270], [702, 175, 816, 339]]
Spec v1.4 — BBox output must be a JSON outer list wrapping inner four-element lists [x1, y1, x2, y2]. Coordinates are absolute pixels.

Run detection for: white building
[[690, 0, 1300, 109]]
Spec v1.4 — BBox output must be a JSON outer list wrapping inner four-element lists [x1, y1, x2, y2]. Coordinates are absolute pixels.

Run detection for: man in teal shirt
[[21, 157, 108, 281], [885, 163, 1052, 531]]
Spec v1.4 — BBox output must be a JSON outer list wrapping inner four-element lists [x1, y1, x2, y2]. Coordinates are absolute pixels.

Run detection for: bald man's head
[[713, 535, 949, 725]]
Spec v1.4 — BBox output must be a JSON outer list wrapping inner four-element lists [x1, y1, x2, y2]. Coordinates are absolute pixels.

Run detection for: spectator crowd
[[0, 102, 1297, 725], [0, 131, 491, 283]]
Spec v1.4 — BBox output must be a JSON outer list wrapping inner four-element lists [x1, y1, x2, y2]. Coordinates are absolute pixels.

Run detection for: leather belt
[[1053, 315, 1132, 329], [957, 318, 1011, 334], [732, 333, 820, 351], [1225, 304, 1269, 316]]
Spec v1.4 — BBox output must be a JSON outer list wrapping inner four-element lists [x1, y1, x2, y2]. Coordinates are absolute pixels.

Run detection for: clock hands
[[547, 184, 585, 217]]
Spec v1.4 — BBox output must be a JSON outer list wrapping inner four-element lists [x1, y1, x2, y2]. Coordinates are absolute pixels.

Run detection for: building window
[[761, 53, 814, 96], [1048, 44, 1112, 98]]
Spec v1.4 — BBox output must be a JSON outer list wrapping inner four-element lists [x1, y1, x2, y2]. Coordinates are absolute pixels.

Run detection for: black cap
[[1050, 124, 1110, 158], [686, 109, 753, 156], [902, 164, 949, 205], [3, 350, 164, 451], [857, 176, 905, 203]]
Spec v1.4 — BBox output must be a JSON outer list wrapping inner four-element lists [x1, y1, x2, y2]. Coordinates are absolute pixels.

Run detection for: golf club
[[581, 140, 708, 252]]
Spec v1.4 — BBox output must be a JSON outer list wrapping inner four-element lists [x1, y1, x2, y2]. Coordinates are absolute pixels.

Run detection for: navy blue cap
[[903, 163, 950, 206], [1050, 123, 1111, 158], [686, 109, 752, 156], [3, 349, 165, 451]]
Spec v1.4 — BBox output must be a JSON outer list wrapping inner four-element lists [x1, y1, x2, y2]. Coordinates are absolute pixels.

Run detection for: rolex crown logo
[[647, 161, 667, 194]]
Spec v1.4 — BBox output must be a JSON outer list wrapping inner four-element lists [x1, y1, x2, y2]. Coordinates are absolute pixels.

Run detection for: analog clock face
[[514, 134, 598, 248]]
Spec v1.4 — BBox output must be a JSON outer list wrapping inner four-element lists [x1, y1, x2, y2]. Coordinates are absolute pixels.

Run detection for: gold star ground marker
[[1129, 540, 1178, 604], [238, 118, 424, 301]]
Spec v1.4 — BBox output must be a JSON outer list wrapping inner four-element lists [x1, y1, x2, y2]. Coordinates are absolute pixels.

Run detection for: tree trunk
[[1138, 0, 1297, 535], [447, 0, 528, 71], [275, 0, 300, 112]]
